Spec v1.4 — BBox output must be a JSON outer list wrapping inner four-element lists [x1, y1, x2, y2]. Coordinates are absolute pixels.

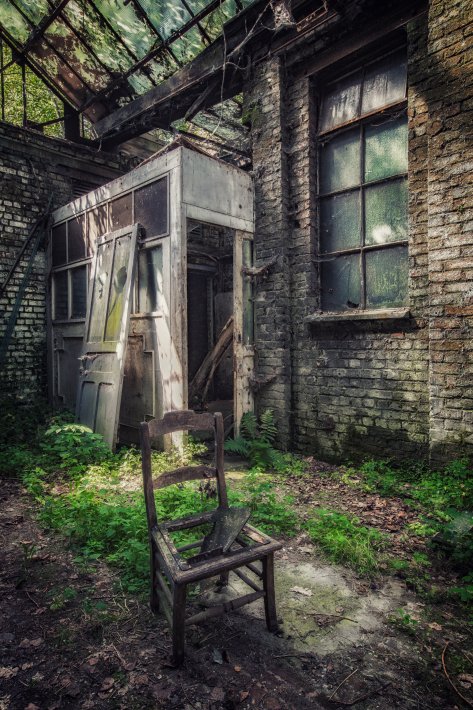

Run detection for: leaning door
[[76, 224, 138, 449], [233, 230, 255, 433]]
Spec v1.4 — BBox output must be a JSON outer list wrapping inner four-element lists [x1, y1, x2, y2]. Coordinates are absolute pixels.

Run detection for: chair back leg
[[150, 546, 160, 613], [262, 554, 278, 632], [172, 584, 187, 665]]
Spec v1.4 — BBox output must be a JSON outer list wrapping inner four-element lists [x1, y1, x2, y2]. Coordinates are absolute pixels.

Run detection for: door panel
[[234, 230, 254, 432], [76, 224, 138, 449]]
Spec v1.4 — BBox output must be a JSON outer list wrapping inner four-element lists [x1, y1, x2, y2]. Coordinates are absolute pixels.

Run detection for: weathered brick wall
[[246, 1, 472, 463], [0, 122, 132, 403], [425, 0, 473, 461], [244, 58, 293, 446]]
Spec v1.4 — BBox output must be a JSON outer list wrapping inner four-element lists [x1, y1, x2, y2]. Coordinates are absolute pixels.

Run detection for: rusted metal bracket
[[249, 372, 278, 393], [242, 254, 278, 279]]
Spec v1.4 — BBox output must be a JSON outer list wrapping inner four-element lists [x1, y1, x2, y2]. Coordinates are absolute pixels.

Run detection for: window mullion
[[359, 121, 366, 309]]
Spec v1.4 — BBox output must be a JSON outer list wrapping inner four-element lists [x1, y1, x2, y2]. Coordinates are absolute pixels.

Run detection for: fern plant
[[225, 410, 285, 471]]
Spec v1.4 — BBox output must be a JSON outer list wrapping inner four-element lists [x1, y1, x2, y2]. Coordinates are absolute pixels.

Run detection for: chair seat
[[152, 521, 282, 585]]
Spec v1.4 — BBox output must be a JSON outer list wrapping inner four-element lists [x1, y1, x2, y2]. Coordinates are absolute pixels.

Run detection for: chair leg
[[217, 571, 229, 589], [172, 584, 187, 665], [150, 546, 160, 613], [262, 554, 278, 632]]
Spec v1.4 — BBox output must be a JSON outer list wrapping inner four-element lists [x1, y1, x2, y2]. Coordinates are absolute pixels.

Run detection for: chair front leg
[[262, 553, 278, 632], [172, 584, 187, 665], [150, 543, 160, 613]]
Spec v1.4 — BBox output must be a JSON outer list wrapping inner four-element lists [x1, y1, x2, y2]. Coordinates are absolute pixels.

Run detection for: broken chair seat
[[140, 409, 282, 665]]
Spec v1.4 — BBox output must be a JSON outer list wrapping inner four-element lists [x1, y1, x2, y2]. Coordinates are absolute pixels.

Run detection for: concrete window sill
[[305, 308, 411, 324]]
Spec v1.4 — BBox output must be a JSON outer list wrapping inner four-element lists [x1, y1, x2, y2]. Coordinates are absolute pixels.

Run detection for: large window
[[317, 48, 408, 312]]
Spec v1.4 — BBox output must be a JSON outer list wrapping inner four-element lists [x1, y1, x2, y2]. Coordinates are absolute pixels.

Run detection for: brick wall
[[0, 122, 132, 403], [246, 1, 473, 463]]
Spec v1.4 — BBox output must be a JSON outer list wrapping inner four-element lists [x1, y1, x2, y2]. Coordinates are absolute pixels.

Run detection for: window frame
[[315, 45, 409, 313]]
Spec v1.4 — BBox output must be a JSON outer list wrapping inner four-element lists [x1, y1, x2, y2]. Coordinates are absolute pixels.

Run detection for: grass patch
[[304, 508, 388, 575]]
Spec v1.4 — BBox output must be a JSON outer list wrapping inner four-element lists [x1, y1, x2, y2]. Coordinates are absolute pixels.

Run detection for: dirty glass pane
[[320, 253, 361, 311], [87, 204, 109, 248], [242, 239, 254, 345], [319, 129, 360, 193], [172, 26, 205, 65], [63, 0, 134, 74], [110, 193, 132, 231], [93, 0, 155, 58], [364, 115, 407, 183], [319, 71, 361, 132], [362, 51, 407, 115], [0, 4, 29, 43], [104, 235, 132, 342], [67, 214, 86, 262], [139, 0, 191, 40], [364, 179, 408, 245], [53, 270, 68, 320], [13, 0, 49, 25], [51, 223, 67, 267], [138, 247, 163, 313], [88, 239, 114, 343], [134, 177, 168, 238], [365, 246, 408, 308], [71, 265, 87, 319], [320, 191, 361, 254]]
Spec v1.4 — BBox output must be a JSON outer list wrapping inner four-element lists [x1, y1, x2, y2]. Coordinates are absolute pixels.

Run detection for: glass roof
[[0, 0, 254, 125]]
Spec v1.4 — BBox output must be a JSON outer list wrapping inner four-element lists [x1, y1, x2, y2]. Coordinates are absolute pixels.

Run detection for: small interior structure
[[49, 142, 254, 448]]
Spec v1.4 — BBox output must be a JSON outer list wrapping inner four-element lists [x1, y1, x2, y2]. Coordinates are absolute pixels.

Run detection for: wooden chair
[[140, 409, 282, 665]]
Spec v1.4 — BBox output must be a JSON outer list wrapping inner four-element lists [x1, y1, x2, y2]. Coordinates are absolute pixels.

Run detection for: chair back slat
[[147, 410, 215, 437], [153, 465, 216, 490], [140, 411, 228, 535]]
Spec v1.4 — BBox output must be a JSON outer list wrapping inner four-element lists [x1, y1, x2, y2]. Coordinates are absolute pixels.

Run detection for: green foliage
[[388, 609, 419, 636], [304, 508, 387, 575], [40, 418, 115, 476], [451, 573, 473, 605], [225, 410, 299, 473], [229, 469, 299, 536]]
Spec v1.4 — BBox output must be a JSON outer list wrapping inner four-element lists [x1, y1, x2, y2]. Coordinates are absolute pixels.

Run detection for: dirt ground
[[1, 477, 471, 710]]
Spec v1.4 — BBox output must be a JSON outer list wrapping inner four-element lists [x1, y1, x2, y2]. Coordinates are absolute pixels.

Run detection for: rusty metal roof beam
[[7, 0, 98, 99]]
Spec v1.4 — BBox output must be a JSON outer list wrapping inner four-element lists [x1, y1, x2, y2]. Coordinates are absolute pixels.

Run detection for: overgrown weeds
[[304, 509, 388, 575]]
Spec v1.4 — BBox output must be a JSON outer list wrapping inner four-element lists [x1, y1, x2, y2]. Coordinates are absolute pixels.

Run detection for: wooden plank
[[189, 316, 234, 404], [185, 590, 264, 626], [148, 410, 215, 437], [153, 464, 216, 489]]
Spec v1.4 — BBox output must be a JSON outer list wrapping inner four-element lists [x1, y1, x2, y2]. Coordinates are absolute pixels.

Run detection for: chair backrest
[[140, 410, 228, 532]]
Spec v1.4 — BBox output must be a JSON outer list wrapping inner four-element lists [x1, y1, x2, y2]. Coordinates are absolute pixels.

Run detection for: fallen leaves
[[0, 666, 19, 679], [290, 586, 313, 597]]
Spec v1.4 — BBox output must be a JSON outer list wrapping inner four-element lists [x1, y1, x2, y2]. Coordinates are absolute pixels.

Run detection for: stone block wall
[[246, 0, 473, 463], [0, 122, 132, 403]]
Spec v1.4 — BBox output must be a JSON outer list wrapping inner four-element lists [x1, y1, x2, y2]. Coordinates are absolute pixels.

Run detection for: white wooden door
[[76, 224, 138, 449]]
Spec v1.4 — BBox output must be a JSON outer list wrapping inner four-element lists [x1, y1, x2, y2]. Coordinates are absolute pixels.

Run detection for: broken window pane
[[51, 223, 67, 267], [67, 214, 86, 262], [138, 246, 163, 313], [361, 51, 407, 115], [365, 246, 408, 308], [364, 115, 407, 183], [319, 71, 361, 132], [71, 265, 87, 319], [319, 129, 360, 193], [364, 179, 408, 245], [53, 270, 68, 320], [320, 191, 361, 254], [134, 177, 168, 238], [105, 235, 131, 342], [320, 253, 361, 311], [110, 193, 132, 231]]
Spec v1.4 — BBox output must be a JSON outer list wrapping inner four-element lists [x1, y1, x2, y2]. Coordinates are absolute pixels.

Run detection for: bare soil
[[1, 477, 472, 710]]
